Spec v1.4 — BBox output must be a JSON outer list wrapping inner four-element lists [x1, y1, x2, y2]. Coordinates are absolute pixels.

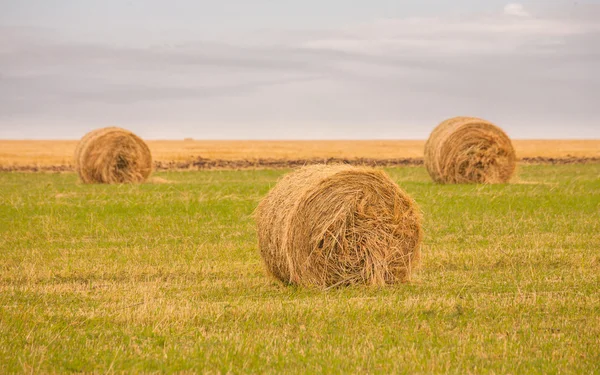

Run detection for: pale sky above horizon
[[1, 0, 599, 140]]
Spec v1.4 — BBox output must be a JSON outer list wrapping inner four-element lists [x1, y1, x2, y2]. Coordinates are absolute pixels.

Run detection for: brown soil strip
[[519, 157, 600, 165], [1, 157, 598, 173]]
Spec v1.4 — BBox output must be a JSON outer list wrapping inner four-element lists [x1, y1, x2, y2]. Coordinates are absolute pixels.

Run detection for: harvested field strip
[[1, 140, 599, 167]]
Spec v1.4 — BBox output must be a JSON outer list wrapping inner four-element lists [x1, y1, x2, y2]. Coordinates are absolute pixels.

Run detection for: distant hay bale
[[74, 127, 152, 184], [255, 165, 423, 288], [424, 117, 516, 184]]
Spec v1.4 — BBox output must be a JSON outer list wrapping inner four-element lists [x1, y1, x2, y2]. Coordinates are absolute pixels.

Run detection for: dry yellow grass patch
[[0, 139, 598, 167]]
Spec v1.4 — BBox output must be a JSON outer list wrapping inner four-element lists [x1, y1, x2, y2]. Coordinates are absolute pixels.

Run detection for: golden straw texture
[[424, 117, 516, 184], [75, 127, 152, 184], [255, 165, 423, 288]]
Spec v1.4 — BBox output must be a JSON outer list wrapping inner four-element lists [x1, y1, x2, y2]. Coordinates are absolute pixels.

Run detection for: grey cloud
[[0, 4, 599, 139], [68, 76, 323, 104]]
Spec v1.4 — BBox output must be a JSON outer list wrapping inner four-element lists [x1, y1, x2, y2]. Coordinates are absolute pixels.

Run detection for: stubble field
[[1, 140, 599, 168], [1, 163, 599, 373]]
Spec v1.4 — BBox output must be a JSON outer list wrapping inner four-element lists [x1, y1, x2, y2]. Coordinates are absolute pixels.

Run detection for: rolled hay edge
[[75, 127, 153, 184], [424, 116, 516, 184], [255, 164, 423, 288]]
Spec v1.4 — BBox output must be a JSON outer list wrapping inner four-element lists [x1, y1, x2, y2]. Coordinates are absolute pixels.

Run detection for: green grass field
[[1, 165, 599, 374]]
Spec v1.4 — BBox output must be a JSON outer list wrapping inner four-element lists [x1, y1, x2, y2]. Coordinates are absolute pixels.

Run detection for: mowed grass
[[0, 165, 599, 374]]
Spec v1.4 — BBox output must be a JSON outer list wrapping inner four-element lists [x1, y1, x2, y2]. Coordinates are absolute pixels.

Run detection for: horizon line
[[1, 138, 600, 142]]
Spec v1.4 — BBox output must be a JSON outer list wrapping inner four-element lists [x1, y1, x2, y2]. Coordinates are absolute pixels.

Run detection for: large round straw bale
[[424, 117, 516, 184], [74, 127, 152, 184], [255, 165, 423, 288]]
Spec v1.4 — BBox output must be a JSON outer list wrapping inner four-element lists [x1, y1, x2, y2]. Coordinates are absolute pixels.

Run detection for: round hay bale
[[73, 127, 119, 172], [424, 116, 516, 184], [255, 165, 423, 288], [74, 127, 152, 184]]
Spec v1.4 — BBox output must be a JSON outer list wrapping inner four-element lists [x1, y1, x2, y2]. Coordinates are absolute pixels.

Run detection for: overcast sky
[[1, 0, 599, 139]]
